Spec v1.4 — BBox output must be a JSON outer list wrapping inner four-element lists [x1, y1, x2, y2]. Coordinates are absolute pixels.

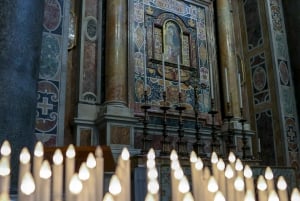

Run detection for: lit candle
[[238, 73, 243, 108], [147, 179, 159, 200], [210, 61, 214, 99], [103, 192, 115, 201], [78, 162, 90, 201], [174, 167, 184, 201], [291, 188, 300, 201], [190, 151, 199, 201], [162, 54, 166, 91], [203, 167, 211, 201], [235, 158, 244, 178], [19, 172, 35, 201], [195, 157, 204, 201], [244, 165, 254, 193], [18, 147, 31, 197], [144, 193, 155, 201], [211, 152, 219, 182], [225, 68, 230, 103], [69, 174, 83, 201], [65, 144, 76, 201], [234, 176, 245, 201], [121, 147, 130, 201], [52, 149, 63, 201], [277, 176, 288, 201], [177, 56, 181, 92], [178, 176, 190, 201], [33, 141, 43, 201], [183, 192, 195, 201], [213, 191, 225, 201], [0, 157, 10, 198], [109, 174, 122, 201], [39, 160, 51, 201], [257, 175, 268, 201], [224, 164, 235, 201], [268, 190, 279, 201], [0, 140, 11, 162], [86, 153, 96, 201], [244, 190, 255, 201], [264, 166, 275, 193], [95, 146, 104, 201], [207, 176, 218, 201], [216, 159, 226, 195]]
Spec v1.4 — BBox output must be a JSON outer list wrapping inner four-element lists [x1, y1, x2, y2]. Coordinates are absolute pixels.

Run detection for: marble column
[[105, 0, 127, 105], [0, 1, 44, 192], [216, 0, 240, 117]]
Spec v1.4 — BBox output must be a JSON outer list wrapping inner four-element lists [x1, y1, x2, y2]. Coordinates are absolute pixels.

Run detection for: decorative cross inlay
[[37, 97, 53, 115], [287, 127, 296, 142]]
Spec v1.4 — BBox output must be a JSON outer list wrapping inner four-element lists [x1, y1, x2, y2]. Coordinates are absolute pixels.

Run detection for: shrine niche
[[130, 0, 215, 116]]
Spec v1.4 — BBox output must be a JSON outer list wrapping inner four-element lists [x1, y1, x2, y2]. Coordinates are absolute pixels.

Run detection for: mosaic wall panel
[[132, 0, 213, 114], [256, 110, 276, 165], [243, 0, 263, 50], [249, 53, 270, 105], [267, 0, 300, 169], [35, 0, 66, 146]]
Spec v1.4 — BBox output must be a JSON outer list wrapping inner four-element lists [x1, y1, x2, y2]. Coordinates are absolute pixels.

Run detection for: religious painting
[[164, 21, 181, 63]]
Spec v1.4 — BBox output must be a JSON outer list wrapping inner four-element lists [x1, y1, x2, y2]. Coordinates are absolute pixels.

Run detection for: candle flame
[[291, 188, 300, 201], [268, 190, 279, 201], [102, 192, 115, 201], [244, 165, 253, 178], [277, 176, 287, 190], [0, 140, 11, 156], [174, 168, 184, 180], [195, 158, 203, 170], [257, 175, 267, 191], [234, 176, 245, 191], [148, 179, 159, 194], [109, 174, 122, 195], [19, 147, 30, 164], [78, 162, 90, 181], [244, 190, 255, 201], [39, 160, 51, 179], [86, 153, 96, 169], [147, 167, 158, 179], [264, 166, 274, 180], [214, 191, 225, 201], [183, 192, 194, 201], [190, 151, 197, 163], [211, 152, 218, 164], [224, 165, 234, 179], [147, 148, 155, 160], [34, 141, 44, 157], [53, 149, 63, 165], [0, 157, 10, 176], [121, 147, 130, 161], [207, 176, 218, 193], [217, 159, 225, 171], [178, 176, 190, 194], [69, 174, 83, 194], [170, 150, 178, 161], [20, 172, 35, 195], [235, 158, 243, 171], [66, 144, 76, 158], [228, 152, 236, 163], [146, 159, 156, 169], [171, 160, 180, 170], [144, 193, 155, 201]]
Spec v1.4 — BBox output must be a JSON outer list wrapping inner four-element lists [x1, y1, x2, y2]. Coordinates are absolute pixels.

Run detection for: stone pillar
[[216, 0, 240, 117], [0, 1, 44, 191], [105, 0, 127, 105]]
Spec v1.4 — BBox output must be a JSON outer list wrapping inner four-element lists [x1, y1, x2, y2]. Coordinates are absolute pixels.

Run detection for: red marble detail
[[43, 0, 62, 31]]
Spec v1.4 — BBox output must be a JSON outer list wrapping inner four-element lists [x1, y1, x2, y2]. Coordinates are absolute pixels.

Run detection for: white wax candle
[[69, 174, 83, 201], [18, 147, 31, 198], [265, 166, 275, 194], [177, 56, 181, 92], [33, 142, 43, 201], [65, 144, 76, 201], [52, 149, 63, 201], [238, 73, 243, 108], [0, 157, 10, 198], [257, 175, 268, 201], [277, 176, 288, 201], [78, 163, 90, 201], [20, 172, 35, 201], [225, 68, 230, 103], [162, 54, 166, 91], [95, 146, 104, 201], [210, 61, 214, 99], [39, 160, 51, 201], [86, 153, 96, 201]]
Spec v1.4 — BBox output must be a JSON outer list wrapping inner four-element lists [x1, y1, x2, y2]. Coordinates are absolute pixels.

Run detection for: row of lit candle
[[1, 140, 300, 201]]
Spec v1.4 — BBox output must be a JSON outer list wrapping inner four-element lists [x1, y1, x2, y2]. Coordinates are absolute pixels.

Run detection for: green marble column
[[0, 0, 44, 192], [216, 0, 240, 117], [105, 0, 128, 105]]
